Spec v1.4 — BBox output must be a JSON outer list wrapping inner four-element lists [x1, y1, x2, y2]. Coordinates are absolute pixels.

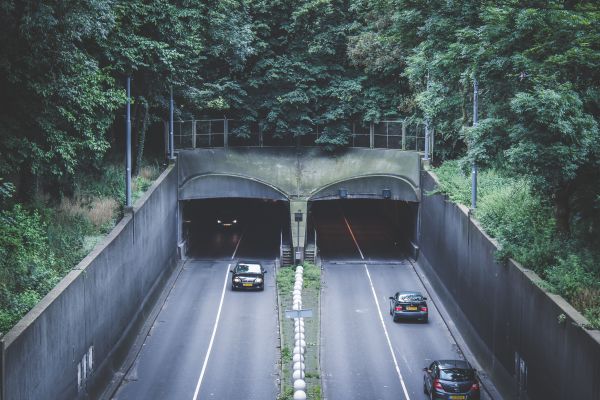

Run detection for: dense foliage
[[0, 1, 598, 331], [433, 161, 600, 328]]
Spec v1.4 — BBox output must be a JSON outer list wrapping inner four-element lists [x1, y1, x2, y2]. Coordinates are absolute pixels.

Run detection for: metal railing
[[172, 118, 433, 155]]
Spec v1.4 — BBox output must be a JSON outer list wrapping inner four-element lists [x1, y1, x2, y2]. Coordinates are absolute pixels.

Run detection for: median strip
[[277, 262, 321, 400]]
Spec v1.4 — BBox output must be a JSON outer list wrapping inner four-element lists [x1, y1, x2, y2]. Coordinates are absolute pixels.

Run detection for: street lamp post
[[169, 86, 175, 161], [125, 77, 132, 208], [471, 77, 478, 210]]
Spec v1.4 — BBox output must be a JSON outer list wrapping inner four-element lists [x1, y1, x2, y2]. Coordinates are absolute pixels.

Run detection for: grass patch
[[0, 160, 164, 336], [277, 262, 322, 399], [432, 160, 600, 329]]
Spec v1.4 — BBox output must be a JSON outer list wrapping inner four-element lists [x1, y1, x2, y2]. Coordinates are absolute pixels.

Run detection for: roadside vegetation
[[0, 162, 162, 335], [276, 262, 322, 400], [0, 0, 598, 338], [432, 161, 600, 329]]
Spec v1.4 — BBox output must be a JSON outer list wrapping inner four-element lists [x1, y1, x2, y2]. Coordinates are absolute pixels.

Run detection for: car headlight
[[255, 277, 263, 284], [233, 277, 241, 283], [233, 219, 237, 224], [217, 219, 222, 224]]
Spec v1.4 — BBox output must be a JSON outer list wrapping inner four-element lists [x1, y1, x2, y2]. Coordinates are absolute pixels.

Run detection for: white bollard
[[293, 303, 300, 310], [293, 289, 302, 296], [292, 369, 305, 380], [292, 353, 304, 363], [293, 390, 307, 400], [294, 332, 305, 341], [293, 346, 305, 355], [294, 379, 307, 391], [295, 339, 306, 348], [294, 326, 305, 334], [293, 361, 305, 371]]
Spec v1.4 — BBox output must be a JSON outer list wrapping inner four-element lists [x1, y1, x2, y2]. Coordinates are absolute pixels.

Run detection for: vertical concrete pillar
[[402, 121, 406, 150], [369, 122, 374, 149], [192, 119, 197, 149], [223, 117, 229, 148], [163, 120, 169, 161], [290, 200, 308, 263]]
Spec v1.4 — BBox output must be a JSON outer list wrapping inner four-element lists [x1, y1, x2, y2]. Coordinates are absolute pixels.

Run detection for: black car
[[389, 291, 428, 322], [216, 213, 238, 228], [230, 261, 266, 290], [423, 360, 480, 400]]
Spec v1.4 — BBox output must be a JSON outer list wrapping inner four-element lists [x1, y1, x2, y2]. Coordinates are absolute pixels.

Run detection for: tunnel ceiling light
[[339, 188, 348, 199], [382, 189, 392, 199]]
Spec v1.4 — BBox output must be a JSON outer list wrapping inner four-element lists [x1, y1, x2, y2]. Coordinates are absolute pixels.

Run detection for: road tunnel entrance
[[182, 198, 290, 259], [308, 199, 418, 262]]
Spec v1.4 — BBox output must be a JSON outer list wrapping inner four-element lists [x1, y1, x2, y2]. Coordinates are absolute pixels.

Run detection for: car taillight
[[395, 306, 402, 311], [471, 382, 480, 391], [421, 306, 428, 312], [433, 379, 443, 390]]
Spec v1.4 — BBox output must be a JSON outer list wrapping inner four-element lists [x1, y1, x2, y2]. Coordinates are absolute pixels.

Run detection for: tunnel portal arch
[[179, 173, 289, 201], [308, 175, 419, 202]]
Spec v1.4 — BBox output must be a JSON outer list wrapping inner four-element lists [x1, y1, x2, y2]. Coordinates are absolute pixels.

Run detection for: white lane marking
[[342, 216, 364, 259], [342, 215, 411, 400], [192, 233, 244, 400], [364, 265, 411, 400]]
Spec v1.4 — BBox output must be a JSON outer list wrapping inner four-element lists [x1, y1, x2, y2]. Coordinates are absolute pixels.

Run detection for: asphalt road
[[316, 201, 493, 400], [111, 199, 497, 400], [112, 201, 280, 400]]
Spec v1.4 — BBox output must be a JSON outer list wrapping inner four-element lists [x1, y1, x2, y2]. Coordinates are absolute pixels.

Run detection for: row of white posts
[[292, 265, 307, 399]]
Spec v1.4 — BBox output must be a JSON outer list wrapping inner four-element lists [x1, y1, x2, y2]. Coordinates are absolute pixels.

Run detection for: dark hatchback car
[[230, 261, 266, 290], [423, 360, 480, 400], [216, 213, 238, 228], [389, 291, 428, 322]]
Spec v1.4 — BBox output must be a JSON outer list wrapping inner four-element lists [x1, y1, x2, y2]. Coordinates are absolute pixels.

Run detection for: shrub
[[433, 161, 600, 329]]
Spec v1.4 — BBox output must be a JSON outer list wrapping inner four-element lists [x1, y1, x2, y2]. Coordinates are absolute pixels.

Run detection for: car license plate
[[243, 283, 253, 287], [449, 396, 465, 400], [407, 306, 418, 311]]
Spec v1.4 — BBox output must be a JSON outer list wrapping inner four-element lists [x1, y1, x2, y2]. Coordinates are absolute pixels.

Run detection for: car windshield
[[439, 368, 475, 382], [236, 263, 262, 274], [398, 293, 424, 302]]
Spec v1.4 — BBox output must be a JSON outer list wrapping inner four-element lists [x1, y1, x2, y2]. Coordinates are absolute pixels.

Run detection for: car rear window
[[398, 293, 424, 302], [439, 368, 475, 382], [236, 263, 262, 273]]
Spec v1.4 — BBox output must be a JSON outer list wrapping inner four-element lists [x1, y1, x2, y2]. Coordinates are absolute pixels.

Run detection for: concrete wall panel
[[418, 171, 600, 400], [1, 165, 178, 400]]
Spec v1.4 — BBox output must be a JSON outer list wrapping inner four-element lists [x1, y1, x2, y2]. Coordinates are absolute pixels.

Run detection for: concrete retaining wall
[[0, 165, 178, 400], [418, 171, 600, 399]]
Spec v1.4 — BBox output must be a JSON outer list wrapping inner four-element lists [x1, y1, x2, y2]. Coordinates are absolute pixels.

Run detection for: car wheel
[[231, 285, 236, 291], [260, 284, 265, 291], [423, 316, 429, 323], [392, 315, 399, 322]]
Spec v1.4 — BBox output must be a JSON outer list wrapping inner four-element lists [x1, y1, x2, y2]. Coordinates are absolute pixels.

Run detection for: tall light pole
[[471, 77, 478, 210], [169, 86, 174, 161], [424, 118, 430, 162], [125, 77, 132, 208], [424, 71, 431, 162]]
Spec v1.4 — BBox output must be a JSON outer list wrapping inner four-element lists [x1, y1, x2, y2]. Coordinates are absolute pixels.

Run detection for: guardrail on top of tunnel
[[172, 119, 433, 157]]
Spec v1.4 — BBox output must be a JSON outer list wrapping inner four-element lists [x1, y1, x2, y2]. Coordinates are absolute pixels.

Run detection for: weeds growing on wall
[[432, 161, 600, 329]]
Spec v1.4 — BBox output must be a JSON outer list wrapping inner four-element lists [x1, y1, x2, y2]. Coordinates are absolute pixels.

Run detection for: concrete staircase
[[281, 245, 294, 266], [304, 244, 316, 264]]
